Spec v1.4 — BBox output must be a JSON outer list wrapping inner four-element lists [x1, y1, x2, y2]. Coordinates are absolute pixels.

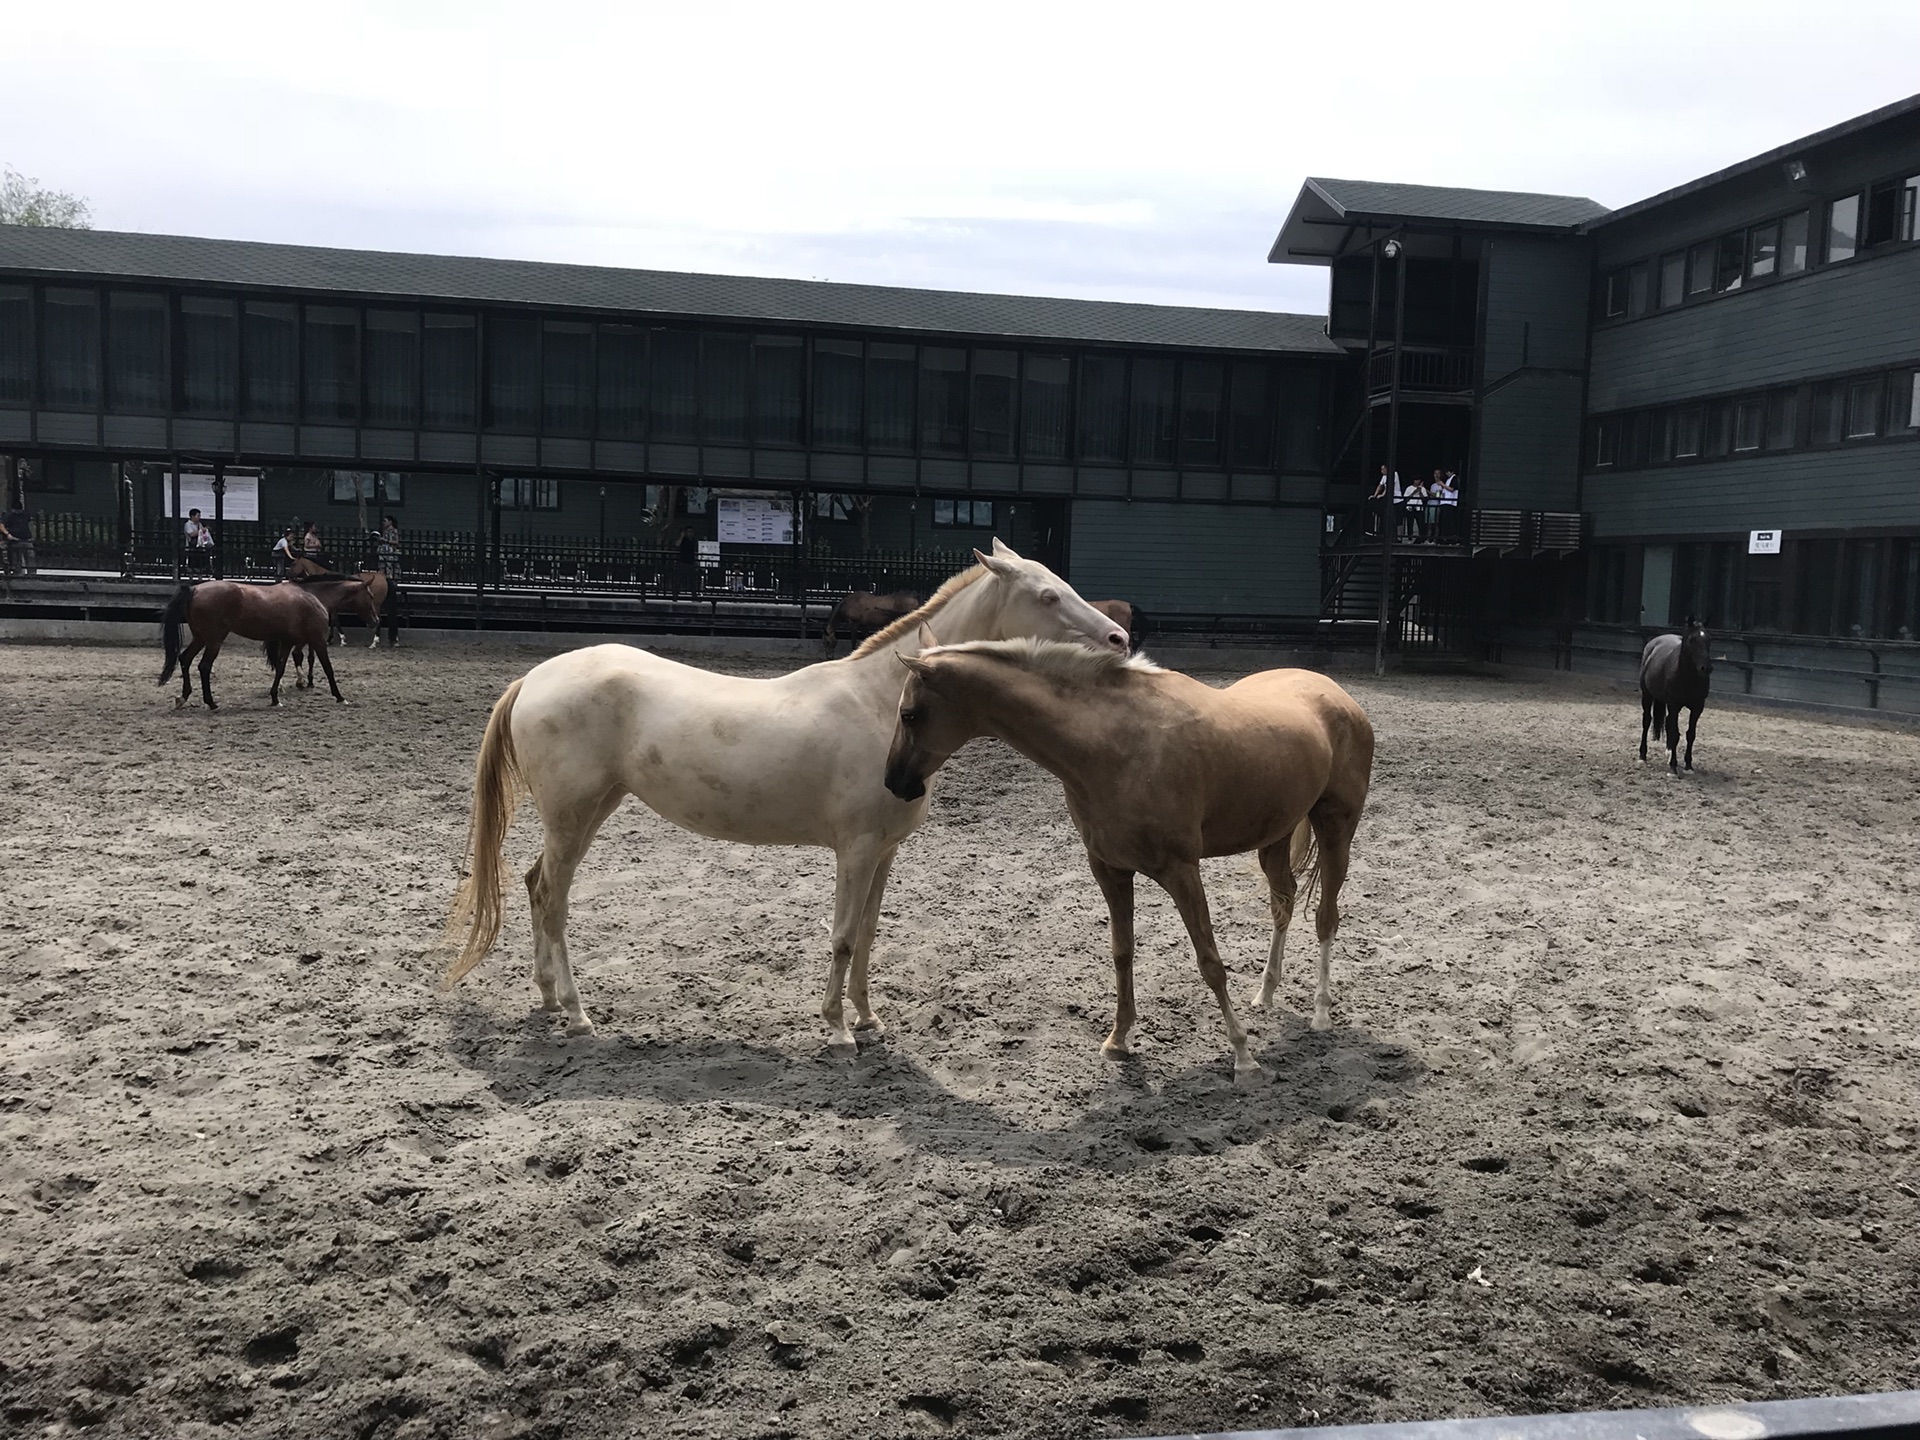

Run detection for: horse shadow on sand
[[444, 1004, 1426, 1175]]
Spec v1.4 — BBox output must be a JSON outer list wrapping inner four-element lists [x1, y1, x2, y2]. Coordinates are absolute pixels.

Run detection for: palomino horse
[[446, 539, 1129, 1042], [159, 580, 343, 710], [1639, 617, 1713, 773], [822, 589, 923, 655], [884, 635, 1374, 1084], [1090, 599, 1147, 653]]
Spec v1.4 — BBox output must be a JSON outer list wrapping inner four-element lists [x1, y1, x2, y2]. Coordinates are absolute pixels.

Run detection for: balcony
[[1365, 344, 1476, 397]]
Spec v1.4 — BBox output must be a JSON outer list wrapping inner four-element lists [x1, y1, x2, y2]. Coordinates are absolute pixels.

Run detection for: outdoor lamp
[[1382, 239, 1401, 259]]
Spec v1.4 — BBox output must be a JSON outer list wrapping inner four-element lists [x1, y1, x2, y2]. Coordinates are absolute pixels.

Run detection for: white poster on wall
[[161, 473, 261, 523], [715, 496, 794, 545], [1748, 529, 1782, 555]]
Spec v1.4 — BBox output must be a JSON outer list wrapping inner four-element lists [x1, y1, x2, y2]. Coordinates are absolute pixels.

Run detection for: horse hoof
[[564, 1020, 596, 1038], [1233, 1062, 1269, 1089], [825, 1034, 858, 1058], [854, 1014, 884, 1033], [1101, 1037, 1132, 1059], [1310, 1012, 1334, 1032]]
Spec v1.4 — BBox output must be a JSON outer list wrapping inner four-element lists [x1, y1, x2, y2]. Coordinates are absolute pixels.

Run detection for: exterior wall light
[[1783, 159, 1809, 184], [1382, 239, 1401, 259]]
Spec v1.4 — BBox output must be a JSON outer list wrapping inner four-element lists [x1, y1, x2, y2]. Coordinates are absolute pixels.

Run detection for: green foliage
[[0, 165, 92, 229]]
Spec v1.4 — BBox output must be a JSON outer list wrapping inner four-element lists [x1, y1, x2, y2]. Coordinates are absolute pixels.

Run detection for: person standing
[[1365, 472, 1390, 538], [1435, 470, 1461, 541], [184, 508, 215, 576], [675, 524, 700, 598], [1400, 476, 1427, 543], [302, 520, 329, 571], [0, 500, 34, 577], [377, 515, 402, 582], [271, 526, 296, 578]]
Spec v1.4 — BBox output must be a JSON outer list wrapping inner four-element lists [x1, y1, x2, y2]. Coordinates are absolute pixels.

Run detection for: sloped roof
[[1269, 178, 1611, 265], [0, 224, 1341, 355]]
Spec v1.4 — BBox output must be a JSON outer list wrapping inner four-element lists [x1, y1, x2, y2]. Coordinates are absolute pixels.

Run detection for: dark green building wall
[[1587, 444, 1920, 539], [1066, 500, 1320, 615], [1474, 234, 1592, 511]]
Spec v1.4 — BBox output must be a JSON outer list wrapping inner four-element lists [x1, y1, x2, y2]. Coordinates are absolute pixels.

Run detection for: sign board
[[161, 473, 261, 523], [1748, 529, 1782, 555], [696, 540, 720, 570], [715, 496, 794, 546]]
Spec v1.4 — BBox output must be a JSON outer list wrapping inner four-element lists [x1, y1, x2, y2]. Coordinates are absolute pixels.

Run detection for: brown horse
[[823, 589, 923, 655], [159, 581, 343, 710], [884, 633, 1374, 1084], [290, 559, 396, 646], [1090, 599, 1147, 653]]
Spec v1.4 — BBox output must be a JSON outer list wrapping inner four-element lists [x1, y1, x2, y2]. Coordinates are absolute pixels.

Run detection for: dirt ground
[[2, 638, 1917, 1440]]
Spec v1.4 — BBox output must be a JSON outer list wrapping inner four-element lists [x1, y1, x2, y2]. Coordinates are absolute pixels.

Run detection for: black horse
[[1639, 617, 1713, 772]]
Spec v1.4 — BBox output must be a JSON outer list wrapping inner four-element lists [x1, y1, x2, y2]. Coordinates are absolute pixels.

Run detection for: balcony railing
[[1365, 344, 1476, 395]]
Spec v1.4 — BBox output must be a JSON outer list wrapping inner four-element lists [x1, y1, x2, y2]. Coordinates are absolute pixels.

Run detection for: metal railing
[[1365, 344, 1475, 394]]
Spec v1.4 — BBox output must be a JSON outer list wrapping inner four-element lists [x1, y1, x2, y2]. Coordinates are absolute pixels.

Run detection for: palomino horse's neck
[[846, 572, 1000, 667]]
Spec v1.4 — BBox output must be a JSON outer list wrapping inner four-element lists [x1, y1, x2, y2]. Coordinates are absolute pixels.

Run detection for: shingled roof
[[1268, 178, 1611, 264], [0, 224, 1341, 356]]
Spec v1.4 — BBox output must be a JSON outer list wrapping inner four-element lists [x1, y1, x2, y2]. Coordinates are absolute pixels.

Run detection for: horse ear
[[973, 547, 1012, 576], [895, 652, 930, 677], [990, 536, 1024, 561], [917, 623, 940, 649]]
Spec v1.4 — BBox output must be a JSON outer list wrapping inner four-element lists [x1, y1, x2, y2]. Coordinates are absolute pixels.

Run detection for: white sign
[[161, 473, 261, 523], [1748, 529, 1782, 555], [697, 540, 720, 570], [715, 496, 794, 546]]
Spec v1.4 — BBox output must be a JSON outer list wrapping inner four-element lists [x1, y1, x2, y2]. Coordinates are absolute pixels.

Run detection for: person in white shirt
[[271, 526, 296, 579], [184, 508, 215, 575], [1434, 469, 1462, 541], [1400, 477, 1427, 542]]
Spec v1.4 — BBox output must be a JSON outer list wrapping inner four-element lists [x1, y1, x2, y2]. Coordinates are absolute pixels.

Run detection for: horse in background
[[884, 633, 1374, 1084], [160, 580, 343, 710], [290, 558, 401, 647], [823, 589, 923, 655], [1091, 599, 1148, 653], [1640, 617, 1713, 773]]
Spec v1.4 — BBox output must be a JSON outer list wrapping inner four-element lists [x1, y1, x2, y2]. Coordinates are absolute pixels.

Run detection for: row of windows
[[1599, 171, 1919, 322], [1588, 538, 1920, 641], [1588, 366, 1920, 470], [0, 283, 1327, 471], [322, 471, 560, 510]]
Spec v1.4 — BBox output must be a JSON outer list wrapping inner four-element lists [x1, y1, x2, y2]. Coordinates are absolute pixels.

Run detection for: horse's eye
[[900, 709, 920, 725], [1038, 590, 1059, 605]]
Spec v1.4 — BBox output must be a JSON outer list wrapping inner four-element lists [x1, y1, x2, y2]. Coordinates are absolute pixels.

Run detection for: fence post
[[169, 459, 182, 582]]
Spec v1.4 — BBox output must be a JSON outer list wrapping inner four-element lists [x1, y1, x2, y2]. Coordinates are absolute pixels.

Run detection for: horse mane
[[294, 570, 356, 583], [847, 564, 988, 658], [923, 636, 1162, 681]]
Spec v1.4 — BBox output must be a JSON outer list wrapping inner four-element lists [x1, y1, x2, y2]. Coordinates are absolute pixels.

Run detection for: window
[[1733, 398, 1764, 451], [752, 335, 803, 446], [1704, 399, 1731, 457], [595, 323, 643, 438], [422, 314, 476, 429], [1893, 371, 1920, 435], [918, 346, 967, 453], [542, 320, 592, 435], [1229, 362, 1276, 468], [1627, 263, 1650, 316], [815, 493, 857, 521], [1780, 211, 1810, 274], [1279, 361, 1328, 468], [1602, 269, 1629, 318], [1795, 540, 1840, 635], [866, 343, 914, 450], [303, 304, 358, 423], [1077, 354, 1127, 462], [1715, 232, 1745, 292], [1021, 353, 1071, 459], [1180, 359, 1223, 465], [1764, 389, 1798, 450], [812, 339, 862, 448], [0, 285, 28, 405], [1810, 381, 1844, 444], [364, 310, 419, 427], [648, 328, 698, 442], [485, 314, 539, 431], [702, 332, 750, 444], [1747, 222, 1779, 281], [1129, 356, 1176, 464], [242, 301, 296, 421], [1863, 176, 1918, 247], [1652, 408, 1675, 463], [1825, 194, 1860, 263], [1673, 406, 1703, 458], [1592, 416, 1618, 467], [42, 287, 99, 410], [107, 292, 166, 413], [971, 349, 1017, 457], [932, 499, 994, 528], [329, 471, 404, 506], [1658, 252, 1686, 308], [497, 476, 560, 510], [178, 296, 236, 417], [1625, 410, 1651, 468], [1846, 376, 1884, 438], [1686, 241, 1715, 295]]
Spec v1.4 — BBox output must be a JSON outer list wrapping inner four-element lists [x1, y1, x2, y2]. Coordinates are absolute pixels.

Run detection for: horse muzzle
[[883, 761, 927, 803]]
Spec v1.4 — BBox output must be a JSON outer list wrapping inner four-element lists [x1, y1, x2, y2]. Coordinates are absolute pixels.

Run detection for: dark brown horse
[[1639, 617, 1712, 773], [159, 581, 342, 710], [823, 589, 923, 655], [290, 559, 400, 647], [1091, 599, 1147, 653]]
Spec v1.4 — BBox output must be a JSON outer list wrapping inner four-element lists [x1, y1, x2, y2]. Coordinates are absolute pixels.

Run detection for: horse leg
[[1251, 839, 1299, 1011], [524, 856, 560, 1013], [1156, 861, 1260, 1084], [1683, 704, 1700, 772], [848, 844, 898, 1032], [524, 788, 625, 1036], [177, 634, 204, 706], [314, 642, 345, 703], [1307, 806, 1358, 1032], [1665, 705, 1681, 774], [268, 643, 291, 707], [1086, 857, 1138, 1058], [304, 644, 317, 690], [822, 840, 887, 1052], [1639, 693, 1653, 763], [197, 637, 223, 712]]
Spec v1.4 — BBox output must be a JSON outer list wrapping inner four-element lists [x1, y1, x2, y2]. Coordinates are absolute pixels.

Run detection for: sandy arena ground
[[2, 639, 1917, 1440]]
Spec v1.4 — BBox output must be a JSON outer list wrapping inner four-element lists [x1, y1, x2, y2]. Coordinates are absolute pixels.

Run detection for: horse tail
[[1289, 816, 1322, 912], [443, 677, 526, 986], [157, 584, 192, 685]]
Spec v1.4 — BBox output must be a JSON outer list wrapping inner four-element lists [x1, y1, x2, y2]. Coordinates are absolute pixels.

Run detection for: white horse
[[445, 539, 1128, 1044]]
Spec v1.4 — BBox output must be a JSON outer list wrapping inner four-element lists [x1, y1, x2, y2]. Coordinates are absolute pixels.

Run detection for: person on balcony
[[1434, 471, 1461, 540], [1400, 476, 1428, 542], [1424, 469, 1446, 542], [1365, 472, 1390, 537]]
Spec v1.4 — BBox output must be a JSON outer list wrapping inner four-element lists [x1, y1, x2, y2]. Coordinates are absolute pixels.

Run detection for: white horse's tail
[[1289, 817, 1322, 912], [444, 677, 525, 985]]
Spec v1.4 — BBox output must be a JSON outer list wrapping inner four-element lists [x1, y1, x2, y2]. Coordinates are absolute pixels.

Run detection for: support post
[[474, 462, 486, 625], [170, 457, 182, 582], [212, 461, 226, 579], [1375, 240, 1408, 677], [793, 487, 807, 640]]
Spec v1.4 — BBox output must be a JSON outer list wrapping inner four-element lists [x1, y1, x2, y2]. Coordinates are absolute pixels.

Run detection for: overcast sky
[[7, 1, 1918, 317]]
